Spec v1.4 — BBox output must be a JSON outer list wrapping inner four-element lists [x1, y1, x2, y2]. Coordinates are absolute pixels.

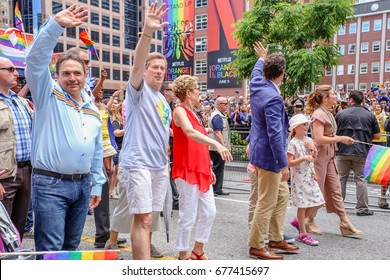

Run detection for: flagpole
[[353, 140, 380, 147]]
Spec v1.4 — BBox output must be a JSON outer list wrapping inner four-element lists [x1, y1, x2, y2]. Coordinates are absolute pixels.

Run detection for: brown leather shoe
[[249, 247, 283, 260], [268, 240, 299, 252]]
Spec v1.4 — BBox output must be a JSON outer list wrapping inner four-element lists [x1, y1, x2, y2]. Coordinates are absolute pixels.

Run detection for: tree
[[232, 0, 356, 97]]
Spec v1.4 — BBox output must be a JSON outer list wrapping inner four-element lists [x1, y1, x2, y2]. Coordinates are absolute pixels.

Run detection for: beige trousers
[[247, 168, 289, 249]]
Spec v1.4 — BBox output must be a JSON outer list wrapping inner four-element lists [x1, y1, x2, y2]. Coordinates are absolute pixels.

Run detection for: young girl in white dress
[[287, 114, 325, 246]]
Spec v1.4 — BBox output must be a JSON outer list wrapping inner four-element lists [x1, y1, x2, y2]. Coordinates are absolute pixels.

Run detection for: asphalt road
[[22, 180, 390, 260]]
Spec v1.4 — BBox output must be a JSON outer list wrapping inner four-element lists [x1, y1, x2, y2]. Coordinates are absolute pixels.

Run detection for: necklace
[[319, 106, 336, 134]]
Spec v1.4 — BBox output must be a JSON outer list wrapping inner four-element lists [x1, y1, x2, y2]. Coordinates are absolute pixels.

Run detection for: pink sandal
[[191, 251, 211, 260]]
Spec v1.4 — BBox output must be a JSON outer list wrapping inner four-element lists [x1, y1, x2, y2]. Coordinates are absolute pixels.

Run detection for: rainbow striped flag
[[364, 145, 390, 186], [43, 250, 118, 260], [0, 32, 26, 67], [14, 2, 24, 32], [79, 29, 97, 55]]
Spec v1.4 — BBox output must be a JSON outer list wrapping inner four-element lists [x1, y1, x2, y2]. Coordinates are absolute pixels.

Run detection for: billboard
[[207, 0, 245, 89], [163, 0, 194, 81]]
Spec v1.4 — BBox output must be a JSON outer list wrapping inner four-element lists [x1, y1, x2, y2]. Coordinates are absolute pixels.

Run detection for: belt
[[32, 168, 89, 181], [17, 161, 31, 168]]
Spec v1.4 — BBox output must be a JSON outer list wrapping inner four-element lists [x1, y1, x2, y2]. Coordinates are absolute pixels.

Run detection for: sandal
[[191, 250, 211, 260]]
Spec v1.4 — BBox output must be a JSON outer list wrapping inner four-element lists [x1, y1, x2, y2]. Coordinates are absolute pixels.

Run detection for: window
[[372, 62, 379, 73], [112, 35, 120, 47], [92, 48, 99, 60], [66, 27, 76, 38], [54, 42, 64, 53], [79, 0, 87, 3], [387, 40, 390, 51], [112, 1, 120, 13], [157, 31, 162, 40], [113, 69, 120, 81], [102, 15, 110, 28], [388, 18, 390, 29], [92, 67, 100, 78], [101, 0, 109, 10], [67, 44, 75, 49], [103, 51, 110, 62], [91, 12, 99, 25], [195, 37, 207, 52], [347, 84, 354, 92], [324, 68, 332, 76], [91, 31, 99, 43], [359, 83, 367, 92], [150, 45, 155, 52], [112, 18, 120, 30], [52, 2, 62, 14], [360, 63, 368, 74], [91, 0, 99, 7], [372, 41, 380, 52], [338, 25, 345, 35], [349, 23, 356, 34], [198, 82, 207, 94], [374, 19, 382, 31], [196, 0, 208, 7], [362, 21, 370, 32], [102, 33, 110, 45], [195, 60, 207, 75], [337, 65, 344, 75], [338, 45, 345, 55], [113, 52, 120, 64], [157, 45, 162, 53], [348, 44, 355, 54], [123, 54, 130, 65], [347, 64, 355, 75], [123, 70, 129, 81], [361, 42, 368, 53], [195, 14, 208, 30], [385, 61, 390, 72]]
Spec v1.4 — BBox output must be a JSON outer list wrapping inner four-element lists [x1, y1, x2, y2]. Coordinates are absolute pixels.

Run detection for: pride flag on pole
[[79, 29, 97, 55], [364, 145, 390, 186], [14, 2, 24, 32]]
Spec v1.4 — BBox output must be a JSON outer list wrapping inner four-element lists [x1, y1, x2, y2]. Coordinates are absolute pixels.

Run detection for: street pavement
[[22, 180, 390, 260]]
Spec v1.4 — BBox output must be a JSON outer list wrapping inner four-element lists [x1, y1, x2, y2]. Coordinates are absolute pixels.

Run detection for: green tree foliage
[[232, 0, 356, 96]]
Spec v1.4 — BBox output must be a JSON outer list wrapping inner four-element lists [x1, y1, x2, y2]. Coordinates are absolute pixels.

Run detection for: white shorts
[[122, 166, 169, 214]]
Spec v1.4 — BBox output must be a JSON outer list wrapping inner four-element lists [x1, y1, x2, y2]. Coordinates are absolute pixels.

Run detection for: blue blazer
[[249, 59, 288, 172]]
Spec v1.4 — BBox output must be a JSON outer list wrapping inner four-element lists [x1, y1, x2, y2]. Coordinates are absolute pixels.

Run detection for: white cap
[[289, 114, 309, 131]]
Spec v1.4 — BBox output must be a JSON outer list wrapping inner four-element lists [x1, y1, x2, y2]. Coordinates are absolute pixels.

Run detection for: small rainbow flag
[[14, 2, 24, 32], [364, 145, 390, 186], [43, 250, 118, 260], [79, 29, 97, 55]]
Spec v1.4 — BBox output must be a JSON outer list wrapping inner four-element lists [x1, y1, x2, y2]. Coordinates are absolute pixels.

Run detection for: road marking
[[215, 197, 248, 204]]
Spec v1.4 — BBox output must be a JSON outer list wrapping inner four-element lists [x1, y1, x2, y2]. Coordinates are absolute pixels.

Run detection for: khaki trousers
[[247, 168, 289, 249]]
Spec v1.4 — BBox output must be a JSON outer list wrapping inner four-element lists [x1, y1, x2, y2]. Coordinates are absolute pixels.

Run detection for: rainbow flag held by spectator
[[14, 2, 24, 32], [79, 29, 97, 55], [364, 145, 390, 186]]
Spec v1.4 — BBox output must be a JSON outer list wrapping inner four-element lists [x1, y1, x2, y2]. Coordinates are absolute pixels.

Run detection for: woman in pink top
[[305, 85, 363, 238], [172, 75, 232, 260]]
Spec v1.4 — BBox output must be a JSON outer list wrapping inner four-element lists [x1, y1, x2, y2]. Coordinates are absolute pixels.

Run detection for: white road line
[[215, 197, 248, 204]]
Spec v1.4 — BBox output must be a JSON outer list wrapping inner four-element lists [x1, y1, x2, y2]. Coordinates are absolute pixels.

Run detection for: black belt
[[32, 168, 89, 181], [17, 161, 31, 168]]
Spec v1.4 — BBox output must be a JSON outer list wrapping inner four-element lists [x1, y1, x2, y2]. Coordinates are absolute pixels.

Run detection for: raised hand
[[53, 4, 88, 28], [100, 69, 108, 80], [253, 41, 269, 60], [144, 2, 170, 33]]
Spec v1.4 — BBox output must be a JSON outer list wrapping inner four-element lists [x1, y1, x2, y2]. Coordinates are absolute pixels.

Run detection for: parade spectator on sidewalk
[[0, 58, 33, 240], [209, 97, 231, 196], [25, 5, 105, 254], [335, 90, 380, 216], [247, 42, 299, 260], [171, 75, 232, 260], [119, 2, 171, 260], [305, 85, 363, 238]]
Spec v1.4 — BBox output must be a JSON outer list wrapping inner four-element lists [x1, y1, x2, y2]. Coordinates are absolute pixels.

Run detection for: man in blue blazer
[[248, 42, 299, 260]]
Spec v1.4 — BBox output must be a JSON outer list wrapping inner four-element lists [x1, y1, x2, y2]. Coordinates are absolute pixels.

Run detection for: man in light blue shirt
[[25, 4, 105, 254]]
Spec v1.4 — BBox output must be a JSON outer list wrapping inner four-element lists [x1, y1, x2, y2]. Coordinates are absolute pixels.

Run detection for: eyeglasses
[[83, 60, 90, 65], [0, 67, 16, 73], [220, 102, 229, 105], [165, 88, 173, 91]]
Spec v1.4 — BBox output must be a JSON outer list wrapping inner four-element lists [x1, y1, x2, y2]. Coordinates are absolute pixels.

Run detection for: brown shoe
[[268, 240, 299, 252], [249, 247, 283, 260]]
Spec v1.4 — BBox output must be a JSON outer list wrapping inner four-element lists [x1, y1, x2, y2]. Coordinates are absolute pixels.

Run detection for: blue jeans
[[32, 173, 91, 256]]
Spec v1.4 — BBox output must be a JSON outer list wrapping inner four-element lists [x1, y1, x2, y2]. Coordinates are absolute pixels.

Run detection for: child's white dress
[[287, 136, 325, 208]]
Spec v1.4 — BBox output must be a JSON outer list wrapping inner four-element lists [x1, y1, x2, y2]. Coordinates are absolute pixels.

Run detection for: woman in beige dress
[[305, 85, 363, 238]]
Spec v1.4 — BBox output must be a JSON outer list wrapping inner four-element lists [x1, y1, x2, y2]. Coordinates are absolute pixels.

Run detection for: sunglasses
[[220, 102, 228, 105], [294, 104, 303, 108], [0, 67, 16, 73]]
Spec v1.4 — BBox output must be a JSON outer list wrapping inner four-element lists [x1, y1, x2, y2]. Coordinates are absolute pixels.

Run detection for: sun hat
[[289, 114, 310, 131]]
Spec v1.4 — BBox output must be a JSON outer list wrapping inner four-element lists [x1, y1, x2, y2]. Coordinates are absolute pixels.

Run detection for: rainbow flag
[[364, 145, 390, 186], [0, 32, 26, 67], [14, 2, 24, 32], [79, 29, 97, 55], [43, 250, 118, 260]]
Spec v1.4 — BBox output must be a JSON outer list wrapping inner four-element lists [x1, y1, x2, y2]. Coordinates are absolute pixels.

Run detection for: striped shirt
[[0, 91, 32, 162]]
